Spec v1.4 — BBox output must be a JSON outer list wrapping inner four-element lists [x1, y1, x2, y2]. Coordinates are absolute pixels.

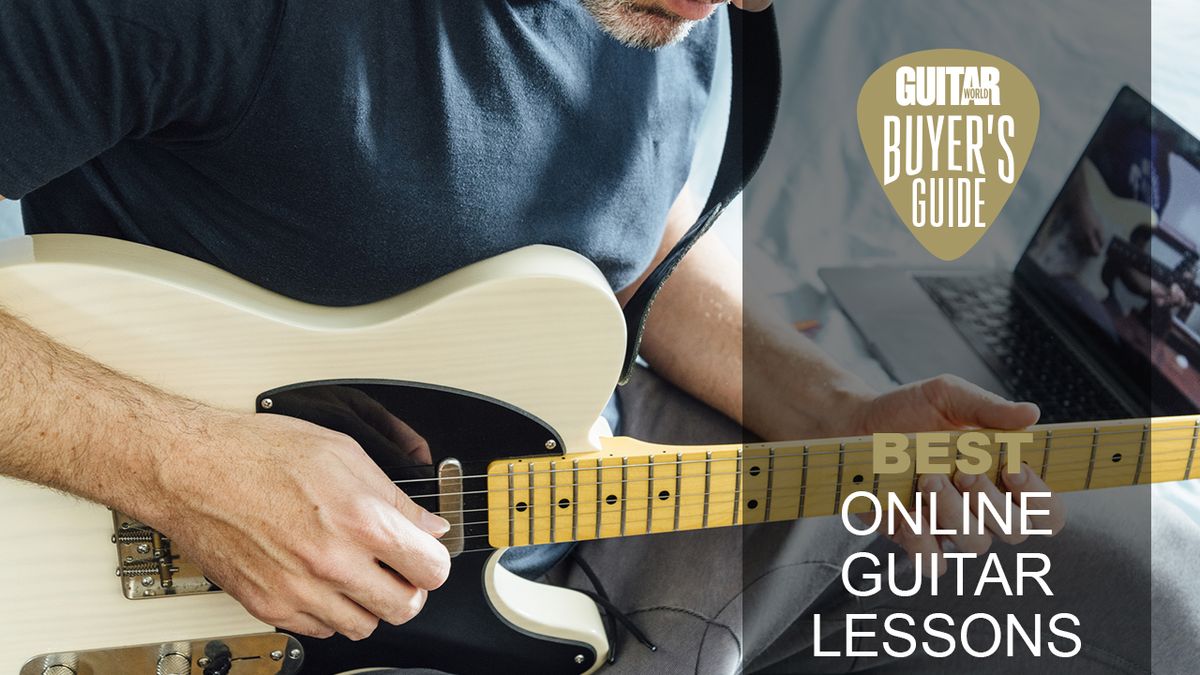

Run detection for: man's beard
[[579, 0, 703, 50]]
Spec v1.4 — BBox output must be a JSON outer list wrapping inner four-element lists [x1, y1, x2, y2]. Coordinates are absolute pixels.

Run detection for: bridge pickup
[[438, 458, 465, 557]]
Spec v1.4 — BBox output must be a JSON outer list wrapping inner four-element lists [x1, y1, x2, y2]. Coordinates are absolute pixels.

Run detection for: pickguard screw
[[288, 648, 301, 659], [197, 657, 210, 668], [574, 654, 585, 664], [261, 398, 274, 410], [545, 439, 557, 450], [270, 650, 284, 661]]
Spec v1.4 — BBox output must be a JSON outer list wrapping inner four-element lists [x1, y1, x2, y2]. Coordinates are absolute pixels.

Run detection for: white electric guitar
[[0, 234, 1195, 675]]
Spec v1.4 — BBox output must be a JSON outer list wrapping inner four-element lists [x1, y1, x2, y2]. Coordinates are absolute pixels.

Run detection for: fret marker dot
[[747, 499, 759, 510], [749, 466, 761, 477], [853, 474, 864, 484], [558, 498, 570, 509], [515, 501, 528, 513], [1112, 453, 1122, 463], [658, 490, 671, 501], [606, 494, 618, 506]]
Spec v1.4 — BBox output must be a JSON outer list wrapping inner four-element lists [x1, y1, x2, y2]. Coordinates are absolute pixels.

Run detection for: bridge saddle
[[111, 511, 217, 599]]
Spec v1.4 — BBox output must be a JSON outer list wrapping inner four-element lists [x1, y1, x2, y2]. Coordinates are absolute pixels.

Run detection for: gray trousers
[[384, 367, 1199, 674]]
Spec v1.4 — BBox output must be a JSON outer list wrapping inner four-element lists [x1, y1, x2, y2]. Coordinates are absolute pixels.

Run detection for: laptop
[[822, 87, 1200, 423]]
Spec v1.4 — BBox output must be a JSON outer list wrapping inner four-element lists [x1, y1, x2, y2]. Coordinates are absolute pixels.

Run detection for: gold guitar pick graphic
[[857, 49, 1039, 260]]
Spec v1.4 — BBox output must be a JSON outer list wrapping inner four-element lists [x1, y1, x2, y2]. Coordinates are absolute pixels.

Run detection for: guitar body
[[0, 235, 621, 674]]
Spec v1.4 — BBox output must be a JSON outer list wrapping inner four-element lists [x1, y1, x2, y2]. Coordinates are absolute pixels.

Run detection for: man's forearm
[[0, 307, 200, 517], [625, 190, 875, 441]]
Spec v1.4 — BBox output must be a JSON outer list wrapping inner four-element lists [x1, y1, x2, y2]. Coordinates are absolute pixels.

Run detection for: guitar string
[[402, 438, 1188, 500], [388, 422, 1194, 488], [425, 455, 1183, 530], [416, 450, 1168, 504]]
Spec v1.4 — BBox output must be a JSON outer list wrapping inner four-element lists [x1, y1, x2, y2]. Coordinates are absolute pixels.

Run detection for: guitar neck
[[484, 415, 1200, 548]]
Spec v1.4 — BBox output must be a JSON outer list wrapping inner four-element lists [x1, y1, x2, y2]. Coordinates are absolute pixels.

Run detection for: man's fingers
[[923, 473, 991, 555], [318, 592, 381, 641], [392, 488, 451, 536], [342, 563, 429, 626], [923, 375, 1040, 429], [955, 471, 1027, 545], [1003, 462, 1066, 536], [375, 514, 452, 591], [280, 612, 335, 639], [894, 510, 945, 577]]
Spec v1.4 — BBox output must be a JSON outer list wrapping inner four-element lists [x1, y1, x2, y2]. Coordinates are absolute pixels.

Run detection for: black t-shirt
[[0, 0, 719, 305]]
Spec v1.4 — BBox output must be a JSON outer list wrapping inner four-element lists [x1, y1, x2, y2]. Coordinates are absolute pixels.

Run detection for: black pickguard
[[257, 381, 598, 675]]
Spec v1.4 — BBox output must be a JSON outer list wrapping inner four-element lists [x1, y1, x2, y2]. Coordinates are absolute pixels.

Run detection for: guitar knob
[[156, 650, 191, 675], [42, 667, 75, 675]]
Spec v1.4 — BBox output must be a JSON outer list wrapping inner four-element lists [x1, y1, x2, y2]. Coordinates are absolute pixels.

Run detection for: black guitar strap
[[618, 5, 782, 385]]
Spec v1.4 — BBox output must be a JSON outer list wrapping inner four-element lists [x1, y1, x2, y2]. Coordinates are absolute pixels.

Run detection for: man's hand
[[155, 411, 451, 640], [0, 308, 452, 640], [847, 375, 1067, 575]]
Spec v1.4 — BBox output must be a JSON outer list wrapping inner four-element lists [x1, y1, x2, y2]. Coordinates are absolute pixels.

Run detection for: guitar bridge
[[112, 511, 218, 599]]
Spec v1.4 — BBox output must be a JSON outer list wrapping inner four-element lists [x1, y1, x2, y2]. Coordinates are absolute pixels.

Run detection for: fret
[[702, 451, 712, 529], [832, 443, 846, 514], [732, 448, 743, 526], [1133, 424, 1147, 486], [624, 455, 650, 537], [594, 461, 603, 540], [1084, 427, 1098, 491], [768, 444, 804, 522], [598, 457, 623, 539], [706, 448, 739, 527], [549, 460, 558, 544], [645, 457, 655, 534], [678, 449, 710, 531], [648, 453, 675, 534], [804, 442, 841, 517], [983, 432, 1002, 487], [1187, 419, 1199, 480], [571, 459, 580, 542], [992, 431, 1006, 490], [619, 458, 628, 538], [673, 452, 682, 531], [765, 447, 776, 520], [1091, 424, 1140, 489], [797, 443, 809, 519], [1039, 430, 1051, 481], [742, 446, 770, 525]]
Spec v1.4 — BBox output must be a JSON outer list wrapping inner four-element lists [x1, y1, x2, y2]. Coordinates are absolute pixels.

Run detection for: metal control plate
[[21, 633, 302, 675]]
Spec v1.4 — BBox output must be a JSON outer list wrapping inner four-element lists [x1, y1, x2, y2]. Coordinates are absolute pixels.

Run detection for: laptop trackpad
[[821, 267, 1009, 396]]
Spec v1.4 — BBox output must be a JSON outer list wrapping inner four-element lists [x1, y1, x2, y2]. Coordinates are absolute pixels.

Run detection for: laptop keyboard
[[916, 274, 1130, 423]]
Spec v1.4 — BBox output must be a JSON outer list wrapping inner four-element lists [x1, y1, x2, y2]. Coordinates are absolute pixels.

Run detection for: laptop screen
[[1017, 87, 1200, 414]]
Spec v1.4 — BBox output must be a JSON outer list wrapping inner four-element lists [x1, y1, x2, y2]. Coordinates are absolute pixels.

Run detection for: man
[[2, 0, 1136, 672]]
